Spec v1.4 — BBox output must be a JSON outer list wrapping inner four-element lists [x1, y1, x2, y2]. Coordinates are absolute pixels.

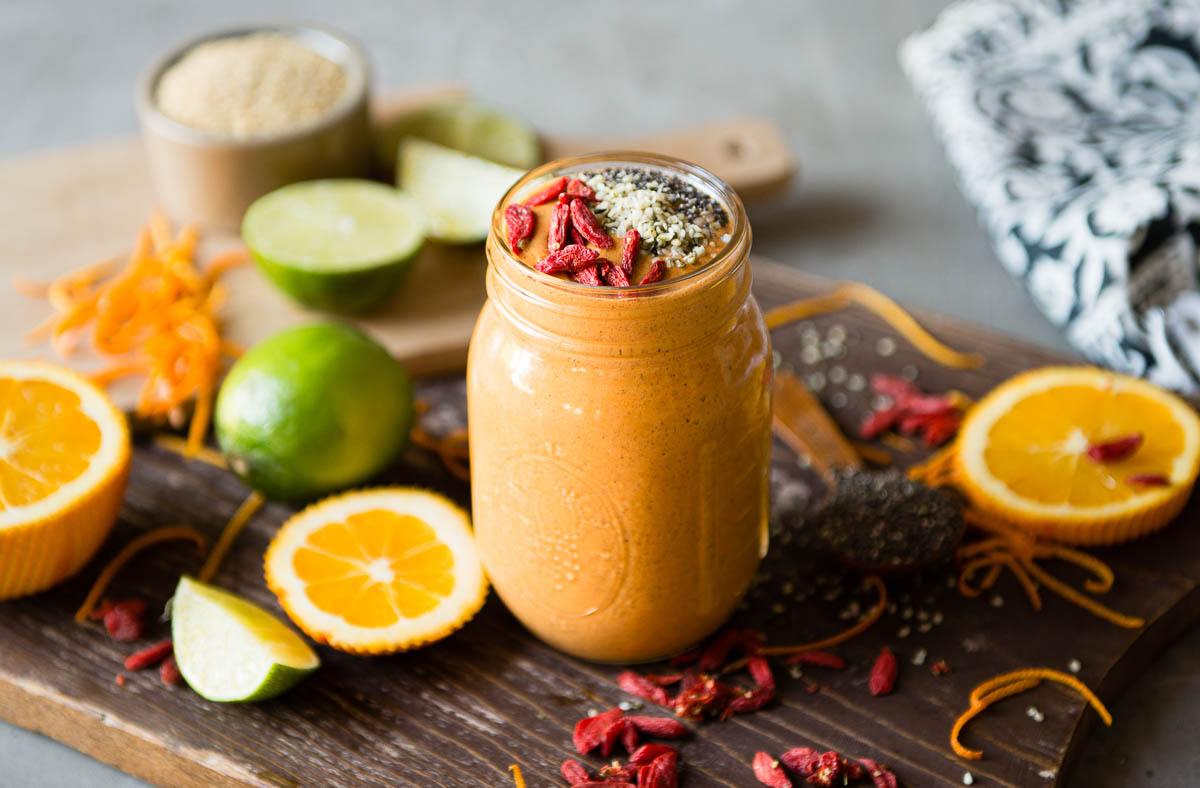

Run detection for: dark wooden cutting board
[[2, 262, 1197, 788]]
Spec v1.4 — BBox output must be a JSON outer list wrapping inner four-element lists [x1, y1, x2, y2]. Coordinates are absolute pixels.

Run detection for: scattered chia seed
[[578, 167, 728, 268], [830, 391, 849, 409], [912, 648, 928, 666], [828, 365, 847, 384], [812, 469, 965, 574], [1026, 706, 1045, 723], [876, 337, 897, 357], [933, 611, 945, 625], [1068, 659, 1082, 674], [1038, 769, 1057, 779], [962, 771, 975, 785], [846, 373, 866, 392], [917, 622, 932, 633], [901, 364, 920, 381], [990, 594, 1004, 608], [897, 625, 911, 638]]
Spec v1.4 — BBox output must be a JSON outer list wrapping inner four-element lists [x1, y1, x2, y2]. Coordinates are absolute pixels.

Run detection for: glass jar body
[[467, 154, 771, 662]]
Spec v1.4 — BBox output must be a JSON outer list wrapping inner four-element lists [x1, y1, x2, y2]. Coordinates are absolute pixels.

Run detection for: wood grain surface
[[0, 89, 795, 408], [2, 262, 1197, 787]]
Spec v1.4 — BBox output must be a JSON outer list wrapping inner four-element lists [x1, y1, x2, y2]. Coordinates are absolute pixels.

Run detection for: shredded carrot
[[763, 282, 984, 369], [196, 492, 265, 584], [723, 575, 886, 674], [411, 418, 471, 482], [74, 525, 208, 622], [13, 275, 48, 299], [19, 211, 247, 457], [153, 433, 227, 469], [509, 764, 526, 788], [951, 669, 1111, 759]]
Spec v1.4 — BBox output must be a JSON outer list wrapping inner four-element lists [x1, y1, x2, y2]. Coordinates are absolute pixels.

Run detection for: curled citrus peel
[[75, 525, 208, 622], [951, 668, 1110, 760]]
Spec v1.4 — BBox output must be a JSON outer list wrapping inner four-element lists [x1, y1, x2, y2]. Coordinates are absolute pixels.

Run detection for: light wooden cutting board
[[0, 87, 796, 407]]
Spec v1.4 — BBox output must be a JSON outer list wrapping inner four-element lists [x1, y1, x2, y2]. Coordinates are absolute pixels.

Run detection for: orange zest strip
[[763, 282, 984, 369], [203, 247, 251, 282], [723, 575, 886, 673], [153, 433, 227, 469], [509, 764, 526, 788], [951, 669, 1111, 760], [89, 361, 149, 386], [74, 525, 208, 622], [851, 442, 893, 466], [186, 381, 214, 457], [196, 492, 266, 584], [411, 423, 471, 482]]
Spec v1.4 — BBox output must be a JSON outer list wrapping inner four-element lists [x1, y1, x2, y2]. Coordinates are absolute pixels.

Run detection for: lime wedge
[[172, 575, 319, 702], [242, 179, 425, 313], [375, 98, 541, 174], [398, 138, 524, 244]]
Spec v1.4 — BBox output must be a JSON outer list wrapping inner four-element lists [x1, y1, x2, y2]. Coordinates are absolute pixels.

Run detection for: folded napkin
[[902, 0, 1200, 392]]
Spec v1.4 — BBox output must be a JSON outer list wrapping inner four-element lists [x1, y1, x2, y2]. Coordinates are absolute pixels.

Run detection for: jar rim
[[488, 152, 749, 299]]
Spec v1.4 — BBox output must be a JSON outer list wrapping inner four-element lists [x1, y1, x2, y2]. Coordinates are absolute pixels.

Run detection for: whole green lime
[[215, 322, 413, 501]]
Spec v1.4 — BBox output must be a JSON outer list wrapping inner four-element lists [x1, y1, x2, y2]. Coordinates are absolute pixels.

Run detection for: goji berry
[[621, 229, 639, 277], [1128, 473, 1170, 486], [752, 751, 792, 788], [602, 262, 630, 287], [785, 651, 846, 670], [807, 751, 841, 787], [89, 599, 115, 621], [648, 751, 680, 788], [1087, 434, 1142, 462], [521, 175, 567, 207], [869, 647, 898, 696], [548, 200, 570, 252], [572, 708, 622, 754], [921, 411, 962, 446], [930, 659, 951, 676], [779, 747, 821, 775], [504, 203, 534, 251], [629, 743, 679, 766], [644, 673, 683, 686], [626, 715, 688, 739], [668, 650, 700, 667], [614, 671, 672, 705], [124, 638, 172, 671], [159, 655, 182, 685], [571, 265, 602, 286], [698, 628, 744, 672], [569, 199, 614, 248], [561, 760, 590, 784], [565, 178, 596, 201], [114, 674, 126, 687], [600, 716, 630, 757], [639, 259, 666, 285], [859, 406, 903, 440], [598, 762, 639, 782], [568, 222, 588, 248], [724, 684, 774, 716], [537, 244, 600, 274], [672, 675, 733, 720], [621, 717, 640, 753], [747, 656, 775, 691], [617, 671, 671, 707], [842, 760, 865, 780], [104, 599, 148, 641], [858, 758, 899, 788]]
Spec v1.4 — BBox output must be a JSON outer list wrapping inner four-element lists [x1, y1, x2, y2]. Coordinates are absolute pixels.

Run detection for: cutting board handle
[[547, 117, 797, 202]]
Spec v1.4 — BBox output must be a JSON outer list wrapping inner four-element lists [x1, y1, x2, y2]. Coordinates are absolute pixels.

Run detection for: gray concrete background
[[0, 1, 1193, 785]]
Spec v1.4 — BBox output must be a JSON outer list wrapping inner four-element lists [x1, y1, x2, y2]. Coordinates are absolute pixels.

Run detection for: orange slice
[[956, 366, 1200, 544], [0, 361, 131, 600], [264, 488, 487, 654]]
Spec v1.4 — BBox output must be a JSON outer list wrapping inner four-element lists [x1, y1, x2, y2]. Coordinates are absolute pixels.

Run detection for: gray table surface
[[1, 1, 1194, 786]]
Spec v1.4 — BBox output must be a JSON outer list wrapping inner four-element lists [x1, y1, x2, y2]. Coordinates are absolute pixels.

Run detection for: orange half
[[956, 366, 1200, 544], [264, 488, 487, 654], [0, 361, 130, 599]]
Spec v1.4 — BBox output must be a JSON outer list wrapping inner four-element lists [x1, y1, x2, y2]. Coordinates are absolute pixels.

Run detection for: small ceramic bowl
[[136, 23, 371, 231]]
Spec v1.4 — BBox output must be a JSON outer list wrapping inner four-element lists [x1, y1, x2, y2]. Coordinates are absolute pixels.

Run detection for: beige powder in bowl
[[155, 32, 347, 139]]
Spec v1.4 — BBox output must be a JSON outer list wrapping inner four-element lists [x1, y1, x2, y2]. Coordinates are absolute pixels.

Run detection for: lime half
[[172, 576, 319, 702], [243, 179, 425, 313], [398, 138, 524, 244], [375, 98, 541, 174]]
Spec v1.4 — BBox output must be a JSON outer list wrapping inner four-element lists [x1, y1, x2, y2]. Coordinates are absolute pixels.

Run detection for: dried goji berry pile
[[91, 597, 181, 686], [566, 708, 687, 786], [754, 748, 899, 788], [506, 174, 668, 287], [858, 374, 965, 447]]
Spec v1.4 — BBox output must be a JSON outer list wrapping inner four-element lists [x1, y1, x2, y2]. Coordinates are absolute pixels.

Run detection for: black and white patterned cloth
[[902, 0, 1200, 392]]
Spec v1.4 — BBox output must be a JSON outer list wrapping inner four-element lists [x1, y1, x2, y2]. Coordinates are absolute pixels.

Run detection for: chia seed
[[579, 167, 728, 268], [812, 469, 965, 574]]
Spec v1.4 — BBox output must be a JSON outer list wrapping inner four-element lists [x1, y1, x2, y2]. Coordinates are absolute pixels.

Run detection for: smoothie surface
[[504, 165, 732, 286]]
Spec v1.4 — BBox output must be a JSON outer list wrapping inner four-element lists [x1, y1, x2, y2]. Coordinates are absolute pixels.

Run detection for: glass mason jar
[[468, 153, 772, 663]]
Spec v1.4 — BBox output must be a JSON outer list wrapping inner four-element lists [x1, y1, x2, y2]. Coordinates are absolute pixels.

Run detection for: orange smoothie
[[467, 154, 772, 662]]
